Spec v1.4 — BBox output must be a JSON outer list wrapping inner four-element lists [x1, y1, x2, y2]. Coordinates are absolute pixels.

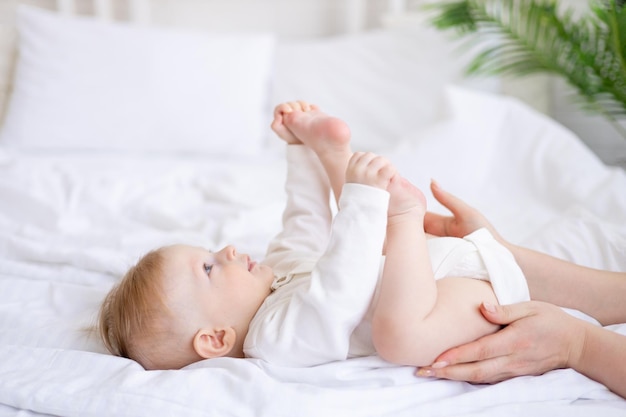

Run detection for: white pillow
[[271, 29, 463, 153], [271, 26, 500, 153], [0, 5, 275, 154]]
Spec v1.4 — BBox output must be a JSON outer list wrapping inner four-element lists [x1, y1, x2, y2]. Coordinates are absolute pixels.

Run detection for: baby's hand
[[270, 101, 317, 144], [346, 152, 396, 190], [387, 174, 427, 218]]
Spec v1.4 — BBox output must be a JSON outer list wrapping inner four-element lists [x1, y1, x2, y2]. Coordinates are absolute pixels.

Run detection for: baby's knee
[[372, 318, 438, 366], [372, 319, 417, 365]]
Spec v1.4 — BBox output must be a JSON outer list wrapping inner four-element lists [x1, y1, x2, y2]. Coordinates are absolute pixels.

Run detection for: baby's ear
[[193, 327, 236, 359]]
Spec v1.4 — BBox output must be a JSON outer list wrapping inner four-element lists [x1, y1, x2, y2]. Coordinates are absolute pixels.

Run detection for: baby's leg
[[272, 101, 352, 203], [371, 176, 500, 366], [372, 175, 435, 355], [374, 277, 500, 367]]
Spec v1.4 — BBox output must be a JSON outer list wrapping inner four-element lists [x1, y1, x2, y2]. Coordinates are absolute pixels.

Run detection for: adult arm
[[421, 181, 626, 397], [424, 180, 626, 325], [418, 301, 626, 399], [500, 245, 626, 325]]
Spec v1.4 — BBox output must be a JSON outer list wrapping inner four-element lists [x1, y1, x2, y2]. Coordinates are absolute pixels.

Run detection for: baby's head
[[99, 244, 274, 370]]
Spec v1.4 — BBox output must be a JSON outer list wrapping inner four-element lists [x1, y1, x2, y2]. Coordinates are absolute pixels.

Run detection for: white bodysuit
[[243, 146, 529, 366]]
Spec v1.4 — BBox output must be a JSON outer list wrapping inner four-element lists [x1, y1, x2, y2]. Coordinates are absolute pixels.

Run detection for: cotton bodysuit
[[243, 146, 529, 366]]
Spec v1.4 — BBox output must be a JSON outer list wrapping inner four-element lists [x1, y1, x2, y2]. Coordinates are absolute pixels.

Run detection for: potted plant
[[427, 0, 626, 139]]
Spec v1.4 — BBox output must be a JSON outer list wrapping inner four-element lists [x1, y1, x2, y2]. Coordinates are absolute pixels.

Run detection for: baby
[[99, 101, 529, 370]]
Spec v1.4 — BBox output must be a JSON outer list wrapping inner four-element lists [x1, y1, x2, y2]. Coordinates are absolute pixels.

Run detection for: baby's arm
[[272, 101, 352, 205], [265, 100, 353, 274], [263, 145, 332, 274], [246, 153, 393, 366], [344, 152, 396, 191], [263, 104, 334, 273]]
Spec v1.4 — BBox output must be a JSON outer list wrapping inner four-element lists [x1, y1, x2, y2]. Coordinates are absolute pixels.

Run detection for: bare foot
[[283, 109, 351, 158], [271, 101, 316, 144], [271, 100, 353, 204], [271, 101, 351, 156], [387, 174, 427, 218]]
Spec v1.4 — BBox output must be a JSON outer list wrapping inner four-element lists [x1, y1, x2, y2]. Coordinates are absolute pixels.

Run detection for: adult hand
[[416, 301, 585, 383], [424, 181, 500, 241]]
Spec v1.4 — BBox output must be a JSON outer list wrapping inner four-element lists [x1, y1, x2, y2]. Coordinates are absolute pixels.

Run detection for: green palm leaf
[[427, 0, 626, 138]]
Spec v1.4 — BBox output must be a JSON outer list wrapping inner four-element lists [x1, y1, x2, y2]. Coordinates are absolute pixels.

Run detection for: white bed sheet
[[1, 86, 626, 416]]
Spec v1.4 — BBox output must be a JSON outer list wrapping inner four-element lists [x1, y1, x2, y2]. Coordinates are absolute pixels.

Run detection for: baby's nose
[[217, 245, 237, 260]]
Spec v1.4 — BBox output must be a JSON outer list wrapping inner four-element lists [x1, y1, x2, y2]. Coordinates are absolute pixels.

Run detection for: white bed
[[0, 1, 625, 416]]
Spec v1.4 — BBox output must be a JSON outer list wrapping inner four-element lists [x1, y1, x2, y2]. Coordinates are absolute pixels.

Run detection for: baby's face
[[159, 244, 274, 331]]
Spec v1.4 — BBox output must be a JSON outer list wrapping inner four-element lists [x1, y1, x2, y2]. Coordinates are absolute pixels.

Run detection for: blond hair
[[98, 248, 172, 369]]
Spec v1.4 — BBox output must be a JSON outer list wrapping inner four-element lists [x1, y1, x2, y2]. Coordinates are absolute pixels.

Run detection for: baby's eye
[[204, 263, 213, 275]]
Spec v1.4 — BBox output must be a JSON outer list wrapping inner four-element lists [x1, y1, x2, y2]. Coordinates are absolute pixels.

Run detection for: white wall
[[549, 0, 626, 167]]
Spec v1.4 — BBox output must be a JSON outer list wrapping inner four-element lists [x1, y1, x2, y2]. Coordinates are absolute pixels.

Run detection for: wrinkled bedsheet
[[1, 88, 625, 416]]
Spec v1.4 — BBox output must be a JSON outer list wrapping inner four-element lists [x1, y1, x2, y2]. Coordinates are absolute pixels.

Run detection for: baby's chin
[[257, 264, 275, 286]]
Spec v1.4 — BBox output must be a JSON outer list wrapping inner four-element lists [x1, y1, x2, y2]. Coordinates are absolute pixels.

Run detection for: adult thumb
[[430, 180, 471, 218], [480, 301, 536, 326]]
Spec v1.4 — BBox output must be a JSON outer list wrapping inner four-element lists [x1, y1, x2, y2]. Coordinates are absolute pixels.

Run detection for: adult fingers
[[417, 356, 515, 384], [424, 302, 541, 368], [429, 180, 473, 219], [430, 324, 518, 369], [480, 301, 540, 326]]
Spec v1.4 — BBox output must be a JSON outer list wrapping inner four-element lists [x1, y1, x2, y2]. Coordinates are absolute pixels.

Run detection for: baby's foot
[[283, 106, 351, 158], [271, 101, 351, 157], [271, 101, 316, 144], [387, 174, 427, 219]]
